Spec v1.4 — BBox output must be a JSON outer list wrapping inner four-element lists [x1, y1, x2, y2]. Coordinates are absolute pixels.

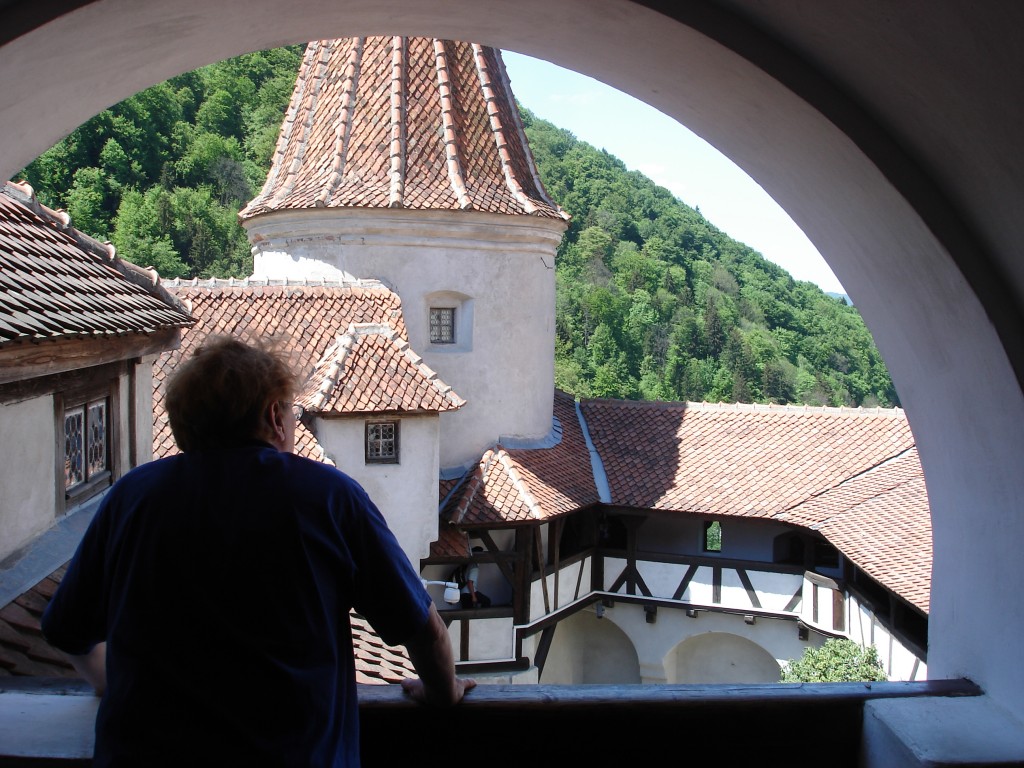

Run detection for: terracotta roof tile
[[443, 391, 599, 526], [780, 448, 931, 613], [0, 568, 75, 678], [298, 323, 465, 415], [0, 183, 192, 349], [240, 37, 567, 221], [429, 522, 471, 559], [580, 400, 915, 519], [152, 279, 406, 458]]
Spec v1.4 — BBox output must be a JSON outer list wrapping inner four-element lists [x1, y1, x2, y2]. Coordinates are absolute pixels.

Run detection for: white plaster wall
[[468, 616, 514, 660], [539, 608, 641, 684], [671, 631, 782, 684], [638, 516, 793, 562], [747, 570, 803, 613], [313, 414, 439, 564], [592, 603, 809, 684], [848, 593, 927, 682], [0, 396, 56, 561], [800, 576, 841, 633], [633, 559, 686, 598], [533, 556, 592, 618], [246, 209, 566, 469]]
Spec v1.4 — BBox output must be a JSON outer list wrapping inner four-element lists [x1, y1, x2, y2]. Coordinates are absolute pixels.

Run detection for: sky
[[502, 52, 846, 295]]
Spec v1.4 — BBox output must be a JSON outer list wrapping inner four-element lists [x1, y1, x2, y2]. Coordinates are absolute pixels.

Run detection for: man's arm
[[66, 642, 107, 696], [400, 604, 475, 705]]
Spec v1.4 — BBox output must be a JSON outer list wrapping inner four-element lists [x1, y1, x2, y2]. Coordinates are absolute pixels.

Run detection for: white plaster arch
[[2, 0, 1023, 718], [539, 610, 641, 685], [669, 632, 781, 684]]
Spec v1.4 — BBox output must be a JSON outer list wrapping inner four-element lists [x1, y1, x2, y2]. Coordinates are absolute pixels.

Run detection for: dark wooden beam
[[0, 329, 181, 386]]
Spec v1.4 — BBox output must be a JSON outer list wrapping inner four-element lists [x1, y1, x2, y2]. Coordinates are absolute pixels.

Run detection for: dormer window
[[366, 420, 399, 464], [429, 307, 456, 344]]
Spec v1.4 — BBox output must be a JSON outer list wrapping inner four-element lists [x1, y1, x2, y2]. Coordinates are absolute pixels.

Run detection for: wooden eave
[[0, 327, 182, 386]]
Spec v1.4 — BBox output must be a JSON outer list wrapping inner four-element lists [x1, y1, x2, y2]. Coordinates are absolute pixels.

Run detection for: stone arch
[[2, 0, 1023, 717], [539, 610, 640, 685], [668, 632, 781, 684]]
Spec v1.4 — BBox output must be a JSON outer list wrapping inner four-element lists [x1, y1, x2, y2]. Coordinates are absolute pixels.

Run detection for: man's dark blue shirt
[[43, 441, 431, 767]]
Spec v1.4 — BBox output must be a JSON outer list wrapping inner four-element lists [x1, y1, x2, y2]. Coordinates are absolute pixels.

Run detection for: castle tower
[[240, 37, 569, 470]]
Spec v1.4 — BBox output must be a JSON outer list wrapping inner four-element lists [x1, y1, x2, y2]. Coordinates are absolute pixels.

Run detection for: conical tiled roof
[[240, 37, 568, 220]]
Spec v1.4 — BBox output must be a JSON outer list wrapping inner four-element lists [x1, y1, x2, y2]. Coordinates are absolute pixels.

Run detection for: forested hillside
[[522, 112, 897, 406], [15, 47, 897, 408]]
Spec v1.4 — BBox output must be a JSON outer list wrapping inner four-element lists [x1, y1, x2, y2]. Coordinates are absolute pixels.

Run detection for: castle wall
[[313, 413, 440, 564], [246, 208, 566, 469]]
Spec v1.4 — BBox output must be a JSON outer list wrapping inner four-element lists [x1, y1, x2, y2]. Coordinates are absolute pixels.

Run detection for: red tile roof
[[152, 279, 406, 458], [299, 323, 465, 415], [443, 390, 599, 526], [350, 613, 416, 684], [780, 448, 931, 613], [0, 182, 192, 348], [580, 400, 915, 519], [240, 37, 567, 221], [0, 566, 75, 678], [0, 563, 412, 682], [429, 522, 471, 560]]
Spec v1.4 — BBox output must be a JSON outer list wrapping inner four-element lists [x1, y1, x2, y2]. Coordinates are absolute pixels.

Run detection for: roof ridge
[[495, 446, 544, 519], [269, 39, 334, 208], [303, 331, 357, 412], [433, 40, 472, 210], [316, 37, 363, 208], [164, 276, 391, 291], [583, 396, 905, 418], [387, 36, 406, 208], [452, 449, 499, 524], [686, 400, 906, 417], [473, 43, 536, 215]]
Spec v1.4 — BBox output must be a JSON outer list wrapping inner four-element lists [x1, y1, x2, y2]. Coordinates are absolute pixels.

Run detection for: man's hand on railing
[[402, 604, 476, 705]]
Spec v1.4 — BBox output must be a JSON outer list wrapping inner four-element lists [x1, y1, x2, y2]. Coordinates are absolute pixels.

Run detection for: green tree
[[781, 639, 887, 683]]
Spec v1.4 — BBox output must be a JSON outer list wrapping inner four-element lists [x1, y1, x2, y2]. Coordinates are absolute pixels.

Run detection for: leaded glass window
[[429, 307, 455, 344], [365, 421, 399, 464], [64, 406, 84, 488], [65, 397, 108, 491]]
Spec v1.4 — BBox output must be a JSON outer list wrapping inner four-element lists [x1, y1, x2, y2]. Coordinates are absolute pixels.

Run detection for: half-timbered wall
[[847, 590, 927, 682]]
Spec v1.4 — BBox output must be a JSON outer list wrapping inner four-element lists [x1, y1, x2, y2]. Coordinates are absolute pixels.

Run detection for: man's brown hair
[[166, 336, 297, 452]]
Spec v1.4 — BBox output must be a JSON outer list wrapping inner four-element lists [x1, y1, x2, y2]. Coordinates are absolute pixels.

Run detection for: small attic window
[[424, 292, 472, 352], [429, 307, 455, 344], [366, 421, 399, 464]]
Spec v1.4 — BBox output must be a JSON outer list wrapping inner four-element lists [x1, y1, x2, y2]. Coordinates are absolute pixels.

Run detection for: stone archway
[[669, 632, 781, 684], [540, 611, 641, 685], [2, 0, 1023, 718]]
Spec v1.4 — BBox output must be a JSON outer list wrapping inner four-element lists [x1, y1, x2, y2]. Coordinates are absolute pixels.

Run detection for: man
[[459, 546, 491, 609], [42, 337, 473, 767]]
